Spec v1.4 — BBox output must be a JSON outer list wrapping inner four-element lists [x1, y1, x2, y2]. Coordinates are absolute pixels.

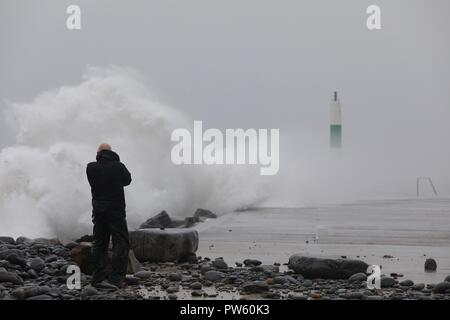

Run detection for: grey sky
[[1, 0, 450, 203]]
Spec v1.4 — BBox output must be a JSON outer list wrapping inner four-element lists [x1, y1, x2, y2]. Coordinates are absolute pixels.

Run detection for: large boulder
[[129, 228, 198, 262], [139, 211, 173, 229], [70, 242, 141, 275], [288, 255, 369, 279], [424, 258, 437, 271], [193, 208, 217, 221]]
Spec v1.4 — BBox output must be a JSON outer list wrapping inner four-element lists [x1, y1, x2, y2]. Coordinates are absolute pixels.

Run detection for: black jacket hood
[[96, 149, 120, 162]]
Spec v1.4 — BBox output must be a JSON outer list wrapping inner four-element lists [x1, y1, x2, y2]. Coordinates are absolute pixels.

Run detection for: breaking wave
[[0, 66, 266, 240]]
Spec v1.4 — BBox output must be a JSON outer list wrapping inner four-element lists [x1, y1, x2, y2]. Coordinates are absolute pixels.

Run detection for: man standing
[[86, 143, 132, 288]]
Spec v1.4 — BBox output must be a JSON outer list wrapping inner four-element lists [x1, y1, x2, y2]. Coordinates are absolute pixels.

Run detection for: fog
[[1, 1, 450, 237]]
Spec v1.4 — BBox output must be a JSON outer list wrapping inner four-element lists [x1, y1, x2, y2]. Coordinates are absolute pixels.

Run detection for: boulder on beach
[[193, 208, 217, 221], [424, 258, 437, 271], [287, 255, 369, 279], [432, 282, 450, 294], [70, 242, 141, 275], [129, 228, 198, 262], [139, 211, 173, 229]]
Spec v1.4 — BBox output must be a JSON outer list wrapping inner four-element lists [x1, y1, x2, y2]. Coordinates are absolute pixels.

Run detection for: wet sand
[[196, 198, 450, 284]]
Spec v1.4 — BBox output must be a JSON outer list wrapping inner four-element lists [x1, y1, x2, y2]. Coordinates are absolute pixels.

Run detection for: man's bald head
[[97, 143, 112, 153]]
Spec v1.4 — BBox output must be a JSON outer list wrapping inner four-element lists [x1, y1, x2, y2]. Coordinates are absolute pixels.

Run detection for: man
[[86, 143, 132, 288]]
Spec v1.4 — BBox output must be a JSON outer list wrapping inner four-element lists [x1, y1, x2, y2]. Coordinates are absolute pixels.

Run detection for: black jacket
[[87, 150, 132, 215]]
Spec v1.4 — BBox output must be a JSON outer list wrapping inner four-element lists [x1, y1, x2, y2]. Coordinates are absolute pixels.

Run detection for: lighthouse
[[330, 91, 342, 148]]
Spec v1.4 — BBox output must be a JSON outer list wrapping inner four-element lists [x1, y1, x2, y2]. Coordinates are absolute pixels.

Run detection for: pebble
[[399, 279, 414, 287], [190, 282, 203, 290], [168, 273, 183, 282], [29, 258, 46, 272], [134, 271, 152, 279], [381, 277, 396, 288], [412, 283, 425, 291], [81, 286, 99, 299], [212, 258, 228, 270], [242, 281, 269, 293], [203, 270, 224, 282], [348, 273, 367, 283]]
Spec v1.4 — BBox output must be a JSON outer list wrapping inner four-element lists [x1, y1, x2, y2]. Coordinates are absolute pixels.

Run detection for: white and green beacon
[[329, 91, 342, 148]]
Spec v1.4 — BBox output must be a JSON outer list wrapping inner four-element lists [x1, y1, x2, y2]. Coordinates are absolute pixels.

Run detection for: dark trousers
[[91, 210, 130, 285]]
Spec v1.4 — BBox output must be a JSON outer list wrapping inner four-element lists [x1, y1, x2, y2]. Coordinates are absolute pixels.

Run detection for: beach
[[197, 198, 450, 284]]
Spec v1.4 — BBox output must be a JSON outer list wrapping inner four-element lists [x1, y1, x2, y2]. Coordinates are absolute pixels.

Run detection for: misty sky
[[1, 0, 450, 204]]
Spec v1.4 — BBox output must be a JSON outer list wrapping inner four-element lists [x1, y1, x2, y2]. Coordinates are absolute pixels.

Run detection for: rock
[[432, 282, 450, 294], [273, 276, 289, 285], [190, 282, 202, 290], [134, 271, 152, 279], [15, 237, 32, 244], [251, 265, 279, 274], [424, 258, 437, 271], [0, 249, 24, 260], [445, 275, 450, 282], [302, 279, 313, 287], [12, 286, 51, 300], [348, 292, 366, 300], [168, 273, 183, 281], [125, 275, 140, 285], [242, 281, 269, 293], [285, 275, 302, 285], [412, 283, 425, 291], [166, 286, 179, 293], [287, 255, 369, 279], [203, 270, 224, 282], [380, 277, 397, 288], [399, 279, 414, 287], [168, 294, 178, 300], [139, 211, 173, 229], [11, 288, 26, 300], [366, 295, 383, 300], [6, 254, 27, 268], [0, 237, 15, 245], [184, 217, 197, 228], [32, 238, 61, 246], [29, 257, 46, 272], [26, 294, 53, 300], [191, 290, 204, 297], [243, 259, 262, 267], [129, 229, 198, 262], [71, 242, 140, 275], [309, 291, 322, 299], [0, 271, 24, 285], [212, 258, 228, 269], [81, 286, 99, 298], [348, 273, 367, 283], [193, 208, 217, 220], [45, 255, 58, 263]]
